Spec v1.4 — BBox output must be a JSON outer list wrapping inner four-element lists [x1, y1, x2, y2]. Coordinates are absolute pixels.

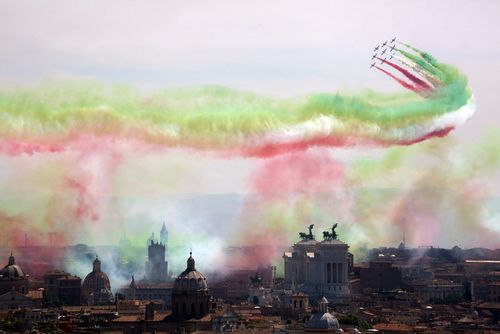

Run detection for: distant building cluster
[[0, 222, 499, 333]]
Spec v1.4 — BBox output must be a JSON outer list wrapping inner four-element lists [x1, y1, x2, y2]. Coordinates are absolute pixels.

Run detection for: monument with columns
[[283, 223, 350, 301]]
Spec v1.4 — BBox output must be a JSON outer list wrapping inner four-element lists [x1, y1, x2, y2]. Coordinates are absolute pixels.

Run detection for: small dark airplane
[[389, 45, 395, 52], [391, 37, 397, 43], [381, 49, 386, 55], [373, 45, 380, 52], [382, 41, 388, 47], [380, 58, 387, 64], [370, 62, 376, 68], [389, 55, 394, 60], [371, 54, 377, 60]]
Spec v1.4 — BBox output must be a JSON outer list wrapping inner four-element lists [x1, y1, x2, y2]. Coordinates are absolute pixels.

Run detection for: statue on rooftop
[[323, 223, 339, 240], [299, 224, 315, 241]]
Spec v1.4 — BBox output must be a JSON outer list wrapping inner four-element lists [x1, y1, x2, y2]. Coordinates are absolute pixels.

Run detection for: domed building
[[0, 252, 29, 295], [81, 256, 113, 305], [172, 252, 210, 319], [306, 297, 341, 332]]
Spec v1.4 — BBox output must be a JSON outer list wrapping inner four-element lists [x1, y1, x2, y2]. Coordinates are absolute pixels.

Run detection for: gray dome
[[307, 312, 340, 330], [173, 252, 208, 293], [0, 253, 27, 280]]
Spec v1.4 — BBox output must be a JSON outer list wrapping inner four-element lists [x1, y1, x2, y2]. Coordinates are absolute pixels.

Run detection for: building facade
[[120, 275, 172, 308], [43, 270, 81, 305], [283, 224, 350, 301], [359, 261, 402, 292]]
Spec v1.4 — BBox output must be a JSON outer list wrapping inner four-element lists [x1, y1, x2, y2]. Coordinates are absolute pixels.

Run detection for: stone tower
[[160, 222, 168, 247], [145, 241, 169, 283]]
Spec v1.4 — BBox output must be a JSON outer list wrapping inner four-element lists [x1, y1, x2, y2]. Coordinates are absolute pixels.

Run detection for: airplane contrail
[[394, 56, 442, 88], [374, 66, 420, 94], [377, 57, 433, 91]]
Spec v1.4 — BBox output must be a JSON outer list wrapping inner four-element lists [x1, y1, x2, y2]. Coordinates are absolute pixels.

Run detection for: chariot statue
[[299, 224, 315, 241], [323, 223, 339, 240]]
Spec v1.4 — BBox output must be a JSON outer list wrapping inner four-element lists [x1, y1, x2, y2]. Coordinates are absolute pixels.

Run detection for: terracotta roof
[[112, 315, 141, 322], [373, 323, 412, 332], [477, 302, 500, 310], [27, 290, 43, 299]]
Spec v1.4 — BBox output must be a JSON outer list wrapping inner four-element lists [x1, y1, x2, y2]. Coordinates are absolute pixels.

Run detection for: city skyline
[[1, 0, 499, 289]]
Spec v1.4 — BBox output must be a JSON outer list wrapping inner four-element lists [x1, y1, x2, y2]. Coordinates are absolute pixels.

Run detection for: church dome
[[0, 253, 27, 280], [306, 296, 340, 331], [173, 252, 208, 293], [307, 312, 340, 330], [82, 256, 113, 304]]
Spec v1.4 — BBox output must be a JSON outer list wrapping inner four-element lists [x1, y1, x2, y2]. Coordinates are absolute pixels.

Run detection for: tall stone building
[[43, 270, 81, 305], [145, 241, 169, 283], [283, 224, 350, 301], [172, 252, 210, 319]]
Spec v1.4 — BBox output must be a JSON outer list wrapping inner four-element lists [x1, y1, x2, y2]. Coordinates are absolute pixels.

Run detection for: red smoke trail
[[397, 126, 454, 145], [66, 178, 100, 222], [240, 135, 353, 158], [395, 56, 441, 88], [0, 139, 63, 156], [375, 66, 419, 93], [377, 58, 433, 91], [231, 151, 346, 269], [251, 151, 345, 195]]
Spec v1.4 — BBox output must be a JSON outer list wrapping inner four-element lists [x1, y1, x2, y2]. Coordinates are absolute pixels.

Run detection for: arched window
[[182, 303, 186, 315], [200, 302, 204, 314], [191, 303, 195, 314]]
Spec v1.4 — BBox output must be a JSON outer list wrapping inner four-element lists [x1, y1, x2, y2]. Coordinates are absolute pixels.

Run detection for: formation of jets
[[370, 37, 397, 68]]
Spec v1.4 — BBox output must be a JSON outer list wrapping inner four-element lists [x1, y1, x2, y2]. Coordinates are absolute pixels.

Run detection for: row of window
[[326, 263, 344, 283], [174, 302, 205, 315]]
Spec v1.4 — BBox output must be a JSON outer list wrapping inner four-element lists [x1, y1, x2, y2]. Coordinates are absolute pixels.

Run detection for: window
[[327, 263, 331, 283]]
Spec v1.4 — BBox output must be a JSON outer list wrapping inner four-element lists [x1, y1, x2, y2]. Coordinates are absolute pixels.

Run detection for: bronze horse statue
[[299, 224, 315, 241], [323, 223, 339, 240]]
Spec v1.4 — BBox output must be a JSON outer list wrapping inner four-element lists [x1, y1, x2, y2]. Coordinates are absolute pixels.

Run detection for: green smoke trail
[[0, 43, 474, 156]]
